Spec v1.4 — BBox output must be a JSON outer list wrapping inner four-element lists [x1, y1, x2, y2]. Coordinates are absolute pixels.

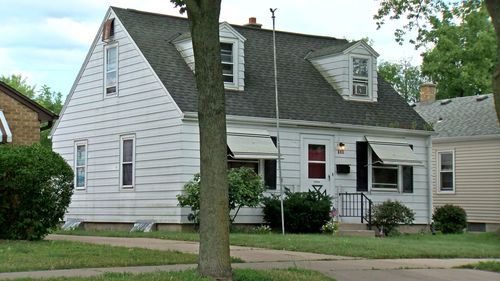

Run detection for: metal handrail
[[339, 192, 373, 230]]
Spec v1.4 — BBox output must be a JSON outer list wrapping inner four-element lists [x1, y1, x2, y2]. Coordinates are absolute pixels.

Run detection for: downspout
[[426, 135, 433, 226], [40, 120, 54, 131]]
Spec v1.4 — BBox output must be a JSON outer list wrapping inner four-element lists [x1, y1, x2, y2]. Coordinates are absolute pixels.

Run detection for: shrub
[[321, 220, 339, 235], [177, 167, 265, 224], [372, 200, 415, 236], [433, 204, 467, 234], [0, 145, 74, 240], [262, 189, 332, 233]]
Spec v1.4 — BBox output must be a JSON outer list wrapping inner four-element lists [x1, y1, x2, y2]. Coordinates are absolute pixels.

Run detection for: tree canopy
[[375, 0, 500, 120], [378, 59, 424, 102]]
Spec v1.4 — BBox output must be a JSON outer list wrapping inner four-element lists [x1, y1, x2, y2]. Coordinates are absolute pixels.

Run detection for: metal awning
[[366, 136, 423, 166], [0, 111, 12, 143], [227, 129, 278, 159]]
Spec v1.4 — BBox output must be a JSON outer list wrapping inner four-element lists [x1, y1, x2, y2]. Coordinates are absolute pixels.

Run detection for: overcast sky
[[0, 0, 421, 96]]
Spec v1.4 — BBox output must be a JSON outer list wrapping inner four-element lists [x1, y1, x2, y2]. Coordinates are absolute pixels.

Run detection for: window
[[371, 151, 398, 189], [438, 151, 454, 192], [120, 135, 135, 188], [308, 144, 326, 179], [220, 42, 234, 83], [74, 141, 87, 190], [352, 57, 369, 97], [357, 143, 414, 193], [105, 44, 118, 96]]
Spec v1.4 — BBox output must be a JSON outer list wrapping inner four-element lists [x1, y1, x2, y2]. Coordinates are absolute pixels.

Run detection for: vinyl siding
[[52, 10, 185, 224], [433, 138, 500, 224], [181, 120, 431, 224]]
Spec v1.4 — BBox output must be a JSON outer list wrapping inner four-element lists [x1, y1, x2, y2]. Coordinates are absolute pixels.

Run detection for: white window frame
[[437, 150, 455, 194], [74, 140, 88, 190], [120, 135, 135, 189], [368, 146, 402, 192], [104, 43, 119, 97], [349, 54, 372, 100], [220, 38, 239, 90]]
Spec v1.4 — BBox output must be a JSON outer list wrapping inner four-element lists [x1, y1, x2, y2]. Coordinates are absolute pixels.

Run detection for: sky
[[0, 0, 422, 97]]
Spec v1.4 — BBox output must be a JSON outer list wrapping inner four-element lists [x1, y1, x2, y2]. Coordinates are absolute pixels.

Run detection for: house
[[415, 84, 500, 232], [51, 7, 433, 231], [0, 81, 58, 145]]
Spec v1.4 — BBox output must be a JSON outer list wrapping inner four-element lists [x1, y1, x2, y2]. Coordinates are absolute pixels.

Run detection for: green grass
[[9, 268, 334, 281], [57, 229, 500, 259], [0, 240, 198, 273], [458, 261, 500, 272]]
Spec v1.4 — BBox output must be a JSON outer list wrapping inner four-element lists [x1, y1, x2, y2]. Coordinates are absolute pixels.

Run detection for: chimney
[[419, 83, 437, 104], [244, 17, 262, 28]]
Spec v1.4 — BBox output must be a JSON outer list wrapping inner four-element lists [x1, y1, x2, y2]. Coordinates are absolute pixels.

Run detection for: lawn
[[0, 240, 198, 272], [9, 269, 334, 281], [57, 229, 500, 259], [459, 261, 500, 272]]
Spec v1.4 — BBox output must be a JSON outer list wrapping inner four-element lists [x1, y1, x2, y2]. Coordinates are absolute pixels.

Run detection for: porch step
[[339, 223, 370, 231], [337, 229, 375, 237]]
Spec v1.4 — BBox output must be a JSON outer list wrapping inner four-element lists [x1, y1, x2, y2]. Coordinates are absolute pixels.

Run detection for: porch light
[[337, 142, 346, 154]]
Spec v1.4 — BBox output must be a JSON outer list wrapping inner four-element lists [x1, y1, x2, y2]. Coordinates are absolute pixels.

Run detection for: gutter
[[183, 112, 435, 137], [433, 134, 500, 143]]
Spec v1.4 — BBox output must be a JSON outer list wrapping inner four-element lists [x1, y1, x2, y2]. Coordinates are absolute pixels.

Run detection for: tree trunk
[[184, 0, 232, 280], [486, 0, 500, 122]]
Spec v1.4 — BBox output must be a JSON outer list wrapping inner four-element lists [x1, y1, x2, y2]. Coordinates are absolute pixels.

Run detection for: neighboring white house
[[51, 7, 433, 230], [415, 85, 500, 232]]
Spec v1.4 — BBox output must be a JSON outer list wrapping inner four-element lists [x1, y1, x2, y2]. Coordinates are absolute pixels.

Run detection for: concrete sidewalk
[[47, 234, 353, 262], [0, 234, 497, 281]]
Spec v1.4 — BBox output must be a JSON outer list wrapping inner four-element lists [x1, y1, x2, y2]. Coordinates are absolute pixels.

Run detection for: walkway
[[0, 235, 497, 281]]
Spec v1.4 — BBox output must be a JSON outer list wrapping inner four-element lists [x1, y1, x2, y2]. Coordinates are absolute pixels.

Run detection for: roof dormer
[[307, 40, 379, 102], [172, 22, 246, 91]]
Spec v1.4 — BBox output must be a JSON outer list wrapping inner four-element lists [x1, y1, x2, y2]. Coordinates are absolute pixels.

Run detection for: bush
[[372, 200, 415, 236], [433, 204, 467, 234], [177, 167, 265, 224], [262, 189, 332, 233], [0, 145, 74, 240]]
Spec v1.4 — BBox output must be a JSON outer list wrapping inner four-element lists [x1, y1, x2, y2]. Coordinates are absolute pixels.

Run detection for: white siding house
[[52, 7, 433, 229]]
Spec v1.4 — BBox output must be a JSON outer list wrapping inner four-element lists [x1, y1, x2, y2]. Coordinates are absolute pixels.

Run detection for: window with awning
[[227, 129, 278, 160], [0, 111, 12, 144], [356, 136, 420, 193], [227, 129, 278, 189], [365, 136, 422, 166]]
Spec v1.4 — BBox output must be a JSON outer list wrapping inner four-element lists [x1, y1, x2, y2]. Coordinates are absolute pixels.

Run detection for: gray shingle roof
[[112, 7, 428, 130], [414, 94, 500, 138]]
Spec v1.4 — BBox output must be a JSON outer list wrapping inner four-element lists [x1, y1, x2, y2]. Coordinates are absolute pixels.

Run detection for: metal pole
[[270, 8, 285, 236]]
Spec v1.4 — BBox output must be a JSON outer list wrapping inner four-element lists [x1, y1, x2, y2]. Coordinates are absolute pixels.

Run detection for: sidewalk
[[0, 234, 497, 281]]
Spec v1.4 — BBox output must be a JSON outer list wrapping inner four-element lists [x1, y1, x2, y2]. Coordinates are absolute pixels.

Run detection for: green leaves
[[0, 145, 74, 240], [378, 59, 424, 102], [177, 167, 265, 224]]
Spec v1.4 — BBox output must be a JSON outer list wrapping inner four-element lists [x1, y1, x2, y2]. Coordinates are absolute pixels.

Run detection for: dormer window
[[352, 57, 369, 97], [105, 44, 118, 96], [221, 42, 234, 83]]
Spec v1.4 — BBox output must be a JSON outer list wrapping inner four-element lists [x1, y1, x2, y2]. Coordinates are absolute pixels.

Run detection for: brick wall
[[0, 90, 40, 145]]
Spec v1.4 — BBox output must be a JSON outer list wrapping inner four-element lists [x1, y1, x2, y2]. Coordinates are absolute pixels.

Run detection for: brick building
[[0, 81, 58, 145]]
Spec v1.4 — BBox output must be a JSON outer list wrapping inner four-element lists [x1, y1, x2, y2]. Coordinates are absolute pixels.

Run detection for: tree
[[171, 0, 232, 280], [375, 0, 500, 121], [178, 168, 265, 225], [0, 74, 36, 98], [421, 3, 496, 98], [378, 59, 425, 102]]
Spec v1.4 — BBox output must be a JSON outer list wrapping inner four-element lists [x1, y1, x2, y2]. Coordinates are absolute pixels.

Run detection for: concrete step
[[339, 223, 370, 231], [337, 229, 375, 237]]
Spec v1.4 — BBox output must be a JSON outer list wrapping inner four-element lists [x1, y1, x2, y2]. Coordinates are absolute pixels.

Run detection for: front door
[[302, 136, 333, 195]]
